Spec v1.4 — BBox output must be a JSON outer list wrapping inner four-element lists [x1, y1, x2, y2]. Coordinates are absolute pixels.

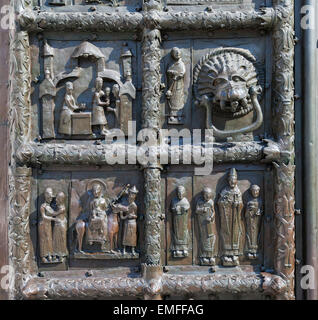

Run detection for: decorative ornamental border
[[21, 265, 288, 300], [18, 7, 278, 32]]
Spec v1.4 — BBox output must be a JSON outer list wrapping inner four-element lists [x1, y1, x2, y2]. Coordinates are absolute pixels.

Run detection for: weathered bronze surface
[[166, 47, 186, 124], [195, 187, 216, 266], [217, 168, 243, 267], [6, 0, 296, 300]]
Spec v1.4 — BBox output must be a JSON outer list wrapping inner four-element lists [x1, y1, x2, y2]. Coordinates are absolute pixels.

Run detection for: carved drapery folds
[[195, 187, 217, 266], [217, 168, 243, 267], [165, 47, 186, 124], [9, 0, 295, 301], [72, 181, 140, 259], [39, 187, 68, 264], [170, 186, 190, 258], [245, 185, 263, 260]]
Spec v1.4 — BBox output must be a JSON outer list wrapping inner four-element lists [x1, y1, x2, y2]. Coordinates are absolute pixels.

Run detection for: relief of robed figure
[[195, 187, 217, 266], [111, 186, 139, 256], [166, 47, 186, 124], [217, 168, 243, 266], [75, 181, 109, 253], [38, 188, 68, 264], [58, 82, 80, 135], [170, 185, 190, 258], [244, 185, 262, 260]]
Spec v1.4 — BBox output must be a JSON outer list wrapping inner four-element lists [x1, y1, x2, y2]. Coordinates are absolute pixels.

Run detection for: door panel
[[4, 0, 296, 300]]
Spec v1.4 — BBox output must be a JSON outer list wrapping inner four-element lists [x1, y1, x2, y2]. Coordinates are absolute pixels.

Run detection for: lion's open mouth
[[215, 97, 252, 118]]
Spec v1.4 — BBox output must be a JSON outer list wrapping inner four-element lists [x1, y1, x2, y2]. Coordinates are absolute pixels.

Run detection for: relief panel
[[164, 166, 267, 268], [160, 37, 268, 143], [33, 169, 144, 271], [32, 37, 140, 140], [69, 171, 143, 265]]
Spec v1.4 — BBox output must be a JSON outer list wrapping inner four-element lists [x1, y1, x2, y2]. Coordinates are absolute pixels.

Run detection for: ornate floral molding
[[273, 163, 295, 300], [143, 169, 162, 265], [21, 270, 287, 300], [272, 0, 295, 300], [15, 140, 286, 166], [19, 10, 143, 33], [141, 28, 162, 130], [9, 167, 36, 299], [18, 7, 280, 33]]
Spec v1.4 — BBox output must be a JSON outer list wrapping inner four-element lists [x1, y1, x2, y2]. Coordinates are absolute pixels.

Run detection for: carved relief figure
[[58, 82, 80, 135], [170, 186, 190, 258], [92, 77, 110, 136], [76, 181, 109, 252], [244, 185, 262, 260], [39, 69, 56, 139], [111, 84, 121, 125], [194, 48, 263, 141], [218, 168, 243, 266], [52, 191, 68, 262], [112, 186, 139, 256], [195, 187, 217, 266], [38, 187, 55, 263], [38, 188, 68, 264], [107, 184, 130, 253], [166, 47, 186, 124]]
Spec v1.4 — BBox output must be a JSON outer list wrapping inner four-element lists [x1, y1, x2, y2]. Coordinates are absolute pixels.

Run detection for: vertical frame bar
[[303, 0, 318, 301], [0, 0, 11, 301]]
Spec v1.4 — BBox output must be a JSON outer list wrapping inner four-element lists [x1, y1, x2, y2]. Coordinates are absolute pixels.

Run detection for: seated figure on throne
[[76, 181, 109, 253]]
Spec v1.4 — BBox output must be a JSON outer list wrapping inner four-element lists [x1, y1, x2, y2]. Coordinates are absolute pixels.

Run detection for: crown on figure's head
[[129, 185, 139, 194]]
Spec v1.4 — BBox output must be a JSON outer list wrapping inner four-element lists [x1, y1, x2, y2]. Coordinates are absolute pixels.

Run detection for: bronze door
[[3, 0, 297, 300]]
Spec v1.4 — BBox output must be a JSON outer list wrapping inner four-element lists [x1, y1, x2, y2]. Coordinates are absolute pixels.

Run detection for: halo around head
[[86, 179, 107, 194]]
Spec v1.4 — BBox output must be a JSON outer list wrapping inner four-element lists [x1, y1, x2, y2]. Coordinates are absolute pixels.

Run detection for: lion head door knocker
[[193, 47, 263, 142]]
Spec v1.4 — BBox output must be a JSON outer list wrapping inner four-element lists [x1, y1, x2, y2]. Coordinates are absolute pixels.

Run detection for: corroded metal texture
[[273, 163, 295, 300], [143, 168, 162, 265], [21, 269, 287, 300], [19, 10, 143, 33], [16, 140, 285, 166], [141, 27, 162, 130], [19, 8, 278, 33], [9, 167, 36, 299], [272, 0, 295, 300]]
